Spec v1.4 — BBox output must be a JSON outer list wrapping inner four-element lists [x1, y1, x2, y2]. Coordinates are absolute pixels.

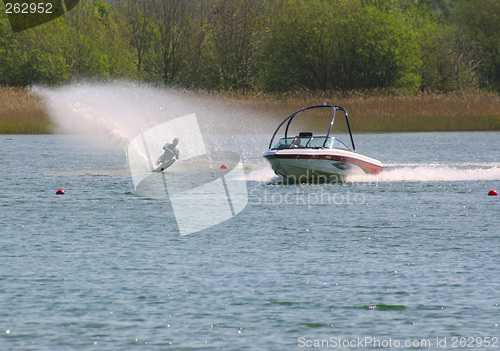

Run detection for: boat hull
[[264, 149, 383, 181]]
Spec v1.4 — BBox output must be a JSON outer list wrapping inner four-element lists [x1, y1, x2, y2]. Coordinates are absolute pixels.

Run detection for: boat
[[263, 104, 383, 182]]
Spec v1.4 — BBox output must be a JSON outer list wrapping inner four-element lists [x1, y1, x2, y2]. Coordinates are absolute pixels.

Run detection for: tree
[[261, 0, 340, 92], [61, 0, 134, 80], [181, 0, 212, 89], [205, 0, 266, 92], [451, 0, 500, 91], [261, 1, 422, 92], [144, 0, 191, 85], [0, 8, 69, 86], [336, 6, 422, 91], [413, 8, 456, 91], [121, 0, 153, 74]]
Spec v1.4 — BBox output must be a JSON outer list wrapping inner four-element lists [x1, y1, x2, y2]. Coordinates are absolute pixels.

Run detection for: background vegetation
[[0, 87, 52, 133], [0, 0, 499, 133], [1, 0, 499, 93]]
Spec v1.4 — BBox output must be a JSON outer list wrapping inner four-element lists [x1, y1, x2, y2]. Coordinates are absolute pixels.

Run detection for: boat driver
[[291, 137, 303, 148]]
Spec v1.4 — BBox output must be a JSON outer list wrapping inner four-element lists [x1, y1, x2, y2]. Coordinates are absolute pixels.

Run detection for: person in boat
[[291, 136, 303, 148], [155, 138, 180, 171]]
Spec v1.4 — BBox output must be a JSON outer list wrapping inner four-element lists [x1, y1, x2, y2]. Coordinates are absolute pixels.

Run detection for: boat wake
[[244, 166, 281, 183], [347, 163, 500, 183], [245, 163, 500, 183]]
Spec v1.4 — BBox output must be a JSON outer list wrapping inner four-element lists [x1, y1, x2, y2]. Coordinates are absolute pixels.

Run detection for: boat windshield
[[272, 136, 350, 150]]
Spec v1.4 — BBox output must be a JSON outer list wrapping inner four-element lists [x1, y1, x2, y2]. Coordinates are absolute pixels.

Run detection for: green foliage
[[0, 0, 499, 93], [62, 0, 135, 80], [261, 1, 421, 92], [413, 9, 456, 91], [261, 0, 337, 92], [204, 0, 266, 92], [0, 0, 134, 86], [338, 6, 422, 91], [0, 13, 69, 86], [451, 0, 500, 91]]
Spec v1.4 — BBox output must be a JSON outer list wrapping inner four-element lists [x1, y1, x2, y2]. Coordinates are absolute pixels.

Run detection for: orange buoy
[[56, 189, 65, 195], [220, 164, 228, 169], [488, 190, 497, 196]]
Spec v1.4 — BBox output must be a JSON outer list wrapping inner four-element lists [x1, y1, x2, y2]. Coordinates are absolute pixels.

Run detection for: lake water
[[1, 132, 499, 350]]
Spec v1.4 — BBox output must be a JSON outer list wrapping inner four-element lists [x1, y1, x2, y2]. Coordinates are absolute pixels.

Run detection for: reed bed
[[1, 86, 499, 134], [214, 90, 500, 133], [0, 87, 52, 134]]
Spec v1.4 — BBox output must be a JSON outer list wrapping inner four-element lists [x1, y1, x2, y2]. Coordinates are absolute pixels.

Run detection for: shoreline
[[1, 87, 499, 134]]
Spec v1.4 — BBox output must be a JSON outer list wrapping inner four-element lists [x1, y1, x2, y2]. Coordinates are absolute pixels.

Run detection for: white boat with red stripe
[[263, 104, 383, 182]]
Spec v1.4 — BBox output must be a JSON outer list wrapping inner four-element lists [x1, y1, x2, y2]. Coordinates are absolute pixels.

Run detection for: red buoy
[[220, 164, 227, 169], [56, 189, 65, 195], [488, 190, 498, 196]]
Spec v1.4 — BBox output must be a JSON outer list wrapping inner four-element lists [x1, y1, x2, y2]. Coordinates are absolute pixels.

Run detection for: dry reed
[[1, 86, 499, 134], [209, 89, 500, 133], [0, 87, 52, 134]]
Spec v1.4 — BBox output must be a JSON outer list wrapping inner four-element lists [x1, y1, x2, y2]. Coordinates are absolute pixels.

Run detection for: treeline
[[0, 0, 499, 93]]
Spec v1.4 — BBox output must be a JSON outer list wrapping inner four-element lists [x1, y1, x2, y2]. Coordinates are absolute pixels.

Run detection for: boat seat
[[298, 132, 313, 137]]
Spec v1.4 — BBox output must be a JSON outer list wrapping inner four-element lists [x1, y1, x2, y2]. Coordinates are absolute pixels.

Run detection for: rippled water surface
[[1, 132, 499, 350]]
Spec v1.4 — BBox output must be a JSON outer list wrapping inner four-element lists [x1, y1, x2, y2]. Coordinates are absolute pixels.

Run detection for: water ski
[[152, 158, 176, 172]]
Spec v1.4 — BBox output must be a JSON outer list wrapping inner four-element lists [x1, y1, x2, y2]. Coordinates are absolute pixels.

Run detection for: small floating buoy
[[56, 189, 65, 195], [488, 190, 498, 196], [220, 164, 227, 169]]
